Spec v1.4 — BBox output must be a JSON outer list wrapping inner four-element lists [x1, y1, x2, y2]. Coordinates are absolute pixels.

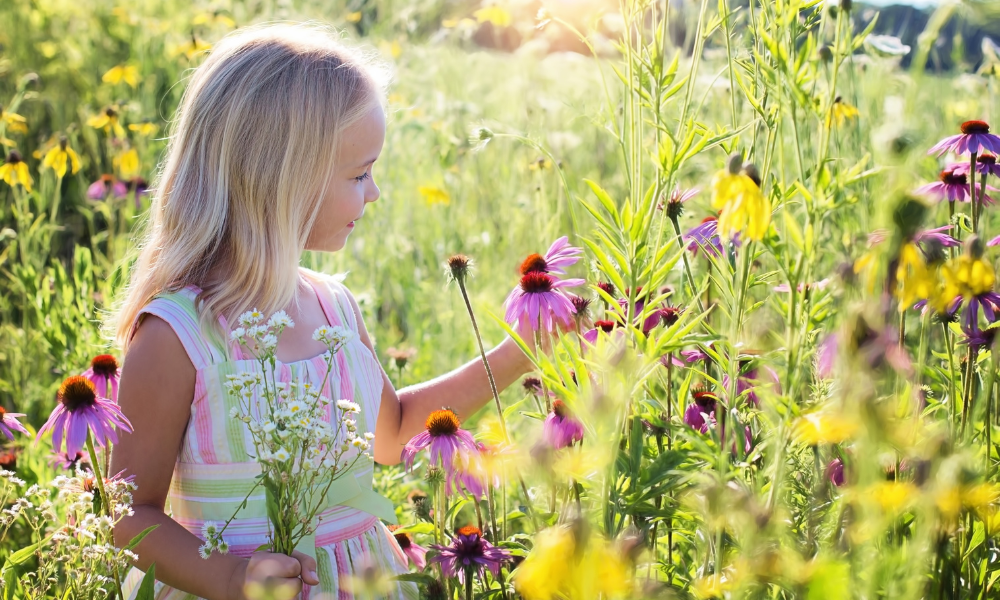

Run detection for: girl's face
[[305, 104, 386, 252]]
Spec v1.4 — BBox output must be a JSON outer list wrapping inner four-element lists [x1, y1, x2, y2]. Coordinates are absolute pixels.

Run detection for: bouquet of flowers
[[200, 310, 374, 557]]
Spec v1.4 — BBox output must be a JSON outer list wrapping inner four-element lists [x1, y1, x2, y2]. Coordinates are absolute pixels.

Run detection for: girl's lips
[[347, 221, 355, 228]]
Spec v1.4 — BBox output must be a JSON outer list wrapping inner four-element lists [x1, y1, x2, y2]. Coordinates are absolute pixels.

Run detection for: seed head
[[596, 281, 616, 298], [570, 295, 592, 318], [519, 272, 554, 294], [58, 376, 98, 412], [965, 234, 985, 260], [519, 253, 548, 275], [446, 254, 472, 283], [90, 354, 119, 378], [522, 377, 543, 395], [726, 153, 743, 175], [425, 409, 461, 436]]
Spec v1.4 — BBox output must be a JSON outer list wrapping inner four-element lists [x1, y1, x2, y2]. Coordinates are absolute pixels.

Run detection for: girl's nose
[[366, 181, 380, 204]]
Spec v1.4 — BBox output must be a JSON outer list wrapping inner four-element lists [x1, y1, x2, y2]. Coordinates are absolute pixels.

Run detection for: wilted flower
[[929, 120, 1000, 157], [38, 376, 133, 455], [401, 409, 478, 473], [542, 400, 585, 449], [430, 525, 511, 583]]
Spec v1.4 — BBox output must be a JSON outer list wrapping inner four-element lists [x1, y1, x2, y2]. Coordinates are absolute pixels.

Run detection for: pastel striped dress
[[122, 269, 418, 600]]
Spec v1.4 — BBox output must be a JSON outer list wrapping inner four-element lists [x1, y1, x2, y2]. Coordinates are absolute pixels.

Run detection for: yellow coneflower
[[173, 34, 212, 60], [827, 96, 860, 128], [0, 150, 32, 192], [794, 411, 859, 445], [101, 64, 141, 88], [711, 154, 771, 241], [474, 5, 512, 27], [115, 148, 140, 180], [87, 106, 126, 138], [128, 122, 159, 137], [895, 242, 938, 310], [41, 137, 81, 179], [345, 11, 362, 22], [512, 525, 630, 600], [191, 11, 236, 28], [0, 107, 27, 134], [418, 184, 450, 206]]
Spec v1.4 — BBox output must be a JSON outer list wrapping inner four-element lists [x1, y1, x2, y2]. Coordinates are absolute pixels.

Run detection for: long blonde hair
[[110, 22, 390, 353]]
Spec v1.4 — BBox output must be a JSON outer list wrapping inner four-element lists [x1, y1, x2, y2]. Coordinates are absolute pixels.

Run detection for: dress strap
[[301, 269, 358, 333], [131, 287, 229, 370]]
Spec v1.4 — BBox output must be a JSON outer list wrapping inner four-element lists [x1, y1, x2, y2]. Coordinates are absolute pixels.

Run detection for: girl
[[109, 23, 533, 600]]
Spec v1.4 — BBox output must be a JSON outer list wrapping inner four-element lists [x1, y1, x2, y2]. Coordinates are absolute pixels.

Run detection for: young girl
[[109, 23, 533, 600]]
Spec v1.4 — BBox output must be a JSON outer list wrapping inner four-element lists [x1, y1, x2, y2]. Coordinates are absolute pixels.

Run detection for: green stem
[[457, 278, 508, 441], [86, 433, 125, 600]]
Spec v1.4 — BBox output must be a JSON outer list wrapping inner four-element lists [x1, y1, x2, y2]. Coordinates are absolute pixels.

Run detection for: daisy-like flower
[[955, 153, 1000, 179], [87, 106, 126, 138], [928, 120, 1000, 157], [518, 236, 583, 276], [41, 137, 81, 179], [542, 400, 585, 449], [430, 525, 511, 583], [401, 409, 478, 473], [711, 154, 770, 241], [82, 354, 121, 403], [503, 272, 585, 333], [0, 150, 32, 192], [389, 526, 429, 569], [87, 175, 128, 200], [38, 376, 133, 455], [915, 165, 996, 203], [0, 406, 28, 441]]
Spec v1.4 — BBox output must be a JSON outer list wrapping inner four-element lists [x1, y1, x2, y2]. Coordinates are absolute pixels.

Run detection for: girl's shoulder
[[299, 267, 362, 331], [129, 284, 225, 370]]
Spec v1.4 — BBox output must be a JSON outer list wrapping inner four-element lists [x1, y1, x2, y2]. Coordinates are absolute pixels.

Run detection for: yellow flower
[[128, 122, 159, 137], [418, 185, 450, 206], [41, 137, 81, 179], [895, 243, 939, 310], [192, 11, 236, 28], [1, 109, 27, 134], [87, 106, 126, 138], [173, 35, 212, 60], [871, 481, 918, 513], [938, 254, 995, 306], [102, 64, 141, 88], [474, 5, 512, 27], [528, 157, 552, 171], [115, 148, 140, 180], [711, 157, 771, 241], [692, 573, 732, 599], [512, 526, 630, 600], [826, 96, 859, 128], [346, 11, 362, 22], [0, 150, 33, 192], [794, 411, 859, 445]]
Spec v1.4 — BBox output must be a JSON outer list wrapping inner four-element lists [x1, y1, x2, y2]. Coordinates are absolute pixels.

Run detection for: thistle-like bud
[[965, 234, 985, 259], [446, 254, 472, 283], [424, 465, 445, 487], [818, 44, 833, 63], [726, 152, 743, 175]]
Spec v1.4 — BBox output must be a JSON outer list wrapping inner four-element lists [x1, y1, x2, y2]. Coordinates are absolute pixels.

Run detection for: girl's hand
[[229, 550, 319, 600]]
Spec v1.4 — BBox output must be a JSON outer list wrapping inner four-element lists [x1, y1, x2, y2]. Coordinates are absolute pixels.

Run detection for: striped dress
[[122, 269, 418, 600]]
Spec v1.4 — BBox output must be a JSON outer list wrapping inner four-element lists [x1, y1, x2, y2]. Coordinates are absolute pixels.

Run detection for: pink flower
[[914, 165, 996, 203], [518, 237, 583, 276], [82, 354, 120, 403], [0, 407, 28, 441], [86, 175, 128, 200], [50, 450, 90, 470], [401, 409, 478, 473], [503, 272, 584, 333], [542, 400, 584, 449], [37, 376, 133, 456], [430, 525, 510, 583], [390, 528, 429, 570], [827, 458, 845, 486], [928, 120, 1000, 156]]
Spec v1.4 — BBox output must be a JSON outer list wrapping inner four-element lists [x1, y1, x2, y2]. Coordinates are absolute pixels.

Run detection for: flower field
[[3, 0, 1000, 598]]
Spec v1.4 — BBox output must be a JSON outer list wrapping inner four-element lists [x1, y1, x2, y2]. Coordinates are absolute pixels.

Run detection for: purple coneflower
[[542, 400, 585, 450], [389, 526, 429, 570], [0, 406, 28, 441], [723, 363, 782, 407], [827, 458, 845, 487], [86, 175, 128, 200], [683, 390, 718, 434], [954, 153, 1000, 179], [914, 165, 995, 203], [430, 525, 511, 583], [82, 354, 120, 403], [685, 217, 725, 257], [38, 376, 132, 455], [401, 409, 478, 473], [503, 272, 584, 333], [583, 319, 618, 344], [659, 186, 700, 218], [928, 120, 1000, 156], [50, 450, 90, 470], [533, 236, 583, 275]]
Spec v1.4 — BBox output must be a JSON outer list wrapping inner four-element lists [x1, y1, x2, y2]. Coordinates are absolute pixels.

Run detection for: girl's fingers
[[291, 550, 319, 585]]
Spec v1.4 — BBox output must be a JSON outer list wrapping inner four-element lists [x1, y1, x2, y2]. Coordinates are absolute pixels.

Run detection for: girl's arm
[[343, 290, 534, 464]]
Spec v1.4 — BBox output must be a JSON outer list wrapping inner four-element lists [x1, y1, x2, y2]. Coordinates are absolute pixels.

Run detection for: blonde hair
[[110, 22, 391, 353]]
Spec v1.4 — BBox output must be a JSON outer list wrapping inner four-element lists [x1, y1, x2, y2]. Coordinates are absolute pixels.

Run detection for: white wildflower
[[267, 311, 294, 329], [336, 400, 361, 413], [272, 447, 291, 462]]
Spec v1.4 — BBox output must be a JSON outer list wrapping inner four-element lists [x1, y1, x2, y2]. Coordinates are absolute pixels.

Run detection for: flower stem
[[465, 568, 474, 600], [456, 279, 508, 441], [971, 152, 980, 234], [86, 433, 125, 600]]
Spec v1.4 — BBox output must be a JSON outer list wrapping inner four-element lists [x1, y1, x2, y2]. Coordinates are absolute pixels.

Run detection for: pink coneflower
[[38, 375, 133, 456], [389, 526, 429, 570], [684, 390, 718, 434], [914, 165, 995, 203], [82, 354, 120, 403], [685, 216, 742, 257], [401, 409, 478, 473], [86, 175, 128, 200], [659, 186, 700, 218], [430, 525, 511, 583], [596, 281, 616, 298], [827, 458, 845, 487], [503, 272, 584, 333], [928, 120, 1000, 156], [50, 450, 90, 470], [583, 319, 618, 344], [0, 406, 28, 441], [954, 153, 1000, 179], [542, 400, 585, 449], [518, 237, 582, 276]]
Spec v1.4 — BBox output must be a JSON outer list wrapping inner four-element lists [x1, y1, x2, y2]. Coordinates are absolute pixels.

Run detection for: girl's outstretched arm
[[344, 290, 534, 465]]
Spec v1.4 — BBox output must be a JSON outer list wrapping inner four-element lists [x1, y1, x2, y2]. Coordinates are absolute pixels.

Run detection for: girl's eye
[[355, 172, 370, 183]]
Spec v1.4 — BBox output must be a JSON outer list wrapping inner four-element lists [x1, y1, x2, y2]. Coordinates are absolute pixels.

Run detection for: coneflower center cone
[[941, 170, 968, 186], [456, 525, 482, 537], [519, 272, 554, 293], [91, 354, 119, 377], [394, 532, 413, 549], [552, 400, 571, 419], [520, 253, 548, 275], [962, 120, 991, 135], [425, 409, 461, 436], [693, 390, 718, 410], [58, 376, 99, 412]]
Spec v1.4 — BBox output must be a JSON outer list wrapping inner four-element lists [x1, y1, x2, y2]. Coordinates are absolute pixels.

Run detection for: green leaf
[[135, 564, 157, 600], [125, 524, 160, 551], [393, 572, 439, 585], [584, 180, 622, 229], [2, 567, 16, 600]]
